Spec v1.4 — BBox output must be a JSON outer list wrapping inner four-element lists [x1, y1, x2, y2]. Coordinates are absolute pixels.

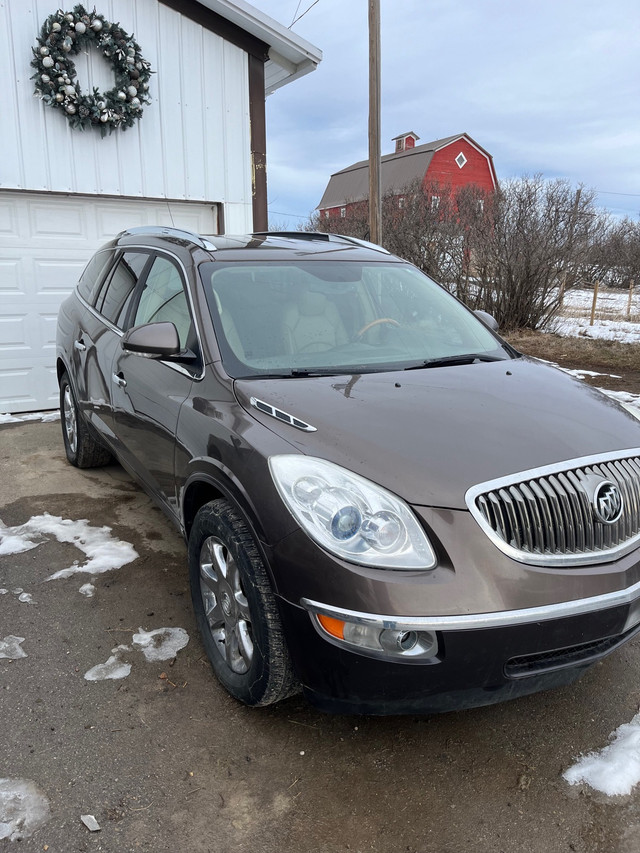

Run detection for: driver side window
[[133, 256, 193, 350]]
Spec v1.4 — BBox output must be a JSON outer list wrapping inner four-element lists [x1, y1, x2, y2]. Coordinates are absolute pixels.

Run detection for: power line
[[289, 1, 302, 28], [594, 189, 640, 198], [289, 0, 320, 27]]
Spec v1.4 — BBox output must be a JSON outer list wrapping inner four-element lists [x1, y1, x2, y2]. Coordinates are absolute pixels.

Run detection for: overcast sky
[[254, 0, 639, 227]]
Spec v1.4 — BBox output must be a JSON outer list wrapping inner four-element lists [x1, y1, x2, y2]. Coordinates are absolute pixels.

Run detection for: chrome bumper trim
[[301, 579, 640, 632]]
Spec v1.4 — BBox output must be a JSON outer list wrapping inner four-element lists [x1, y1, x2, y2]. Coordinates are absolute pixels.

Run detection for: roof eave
[[195, 0, 322, 91]]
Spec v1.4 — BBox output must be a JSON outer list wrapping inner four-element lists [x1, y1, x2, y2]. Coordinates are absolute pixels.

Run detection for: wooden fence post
[[628, 280, 635, 318], [590, 281, 599, 326]]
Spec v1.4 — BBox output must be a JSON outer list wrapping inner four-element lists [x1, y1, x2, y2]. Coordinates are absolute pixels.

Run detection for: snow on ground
[[551, 316, 640, 344], [79, 583, 95, 597], [0, 637, 27, 660], [84, 630, 190, 680], [0, 411, 59, 425], [0, 513, 138, 579], [564, 712, 640, 796], [132, 627, 190, 662], [84, 645, 132, 682], [0, 778, 50, 841]]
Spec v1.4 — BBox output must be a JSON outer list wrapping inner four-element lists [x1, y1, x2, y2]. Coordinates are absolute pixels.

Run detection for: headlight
[[269, 455, 437, 570]]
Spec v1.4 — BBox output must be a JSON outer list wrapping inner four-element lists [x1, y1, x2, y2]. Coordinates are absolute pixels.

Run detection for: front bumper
[[277, 593, 640, 715]]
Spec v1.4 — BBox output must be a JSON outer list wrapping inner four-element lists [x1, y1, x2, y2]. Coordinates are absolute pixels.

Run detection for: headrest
[[298, 291, 327, 316]]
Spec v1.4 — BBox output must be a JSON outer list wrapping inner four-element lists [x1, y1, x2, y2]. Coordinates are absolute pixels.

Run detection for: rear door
[[110, 253, 200, 519], [77, 250, 151, 441]]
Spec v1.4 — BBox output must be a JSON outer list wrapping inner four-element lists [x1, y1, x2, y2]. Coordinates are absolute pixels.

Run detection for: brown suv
[[56, 228, 640, 714]]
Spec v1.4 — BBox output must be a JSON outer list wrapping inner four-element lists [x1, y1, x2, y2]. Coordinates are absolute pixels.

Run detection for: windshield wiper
[[404, 353, 505, 370]]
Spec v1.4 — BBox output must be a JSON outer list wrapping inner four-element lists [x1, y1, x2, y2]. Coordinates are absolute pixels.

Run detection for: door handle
[[74, 339, 86, 352], [112, 372, 127, 388]]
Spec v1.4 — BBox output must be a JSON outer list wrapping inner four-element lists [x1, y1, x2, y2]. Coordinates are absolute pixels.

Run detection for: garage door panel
[[1, 191, 221, 413], [0, 315, 29, 351], [34, 258, 86, 294], [0, 200, 19, 235], [95, 204, 149, 237], [0, 259, 23, 292], [29, 202, 88, 240]]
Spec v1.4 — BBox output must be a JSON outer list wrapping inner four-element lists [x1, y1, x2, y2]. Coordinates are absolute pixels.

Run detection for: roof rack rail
[[254, 231, 390, 254], [117, 225, 217, 251]]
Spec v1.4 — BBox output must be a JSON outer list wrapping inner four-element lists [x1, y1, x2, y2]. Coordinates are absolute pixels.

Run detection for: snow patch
[[132, 627, 190, 661], [551, 316, 640, 344], [79, 583, 96, 597], [84, 645, 132, 681], [564, 712, 640, 796], [0, 778, 50, 840], [17, 593, 33, 604], [0, 411, 59, 425], [0, 636, 27, 660], [0, 513, 137, 579]]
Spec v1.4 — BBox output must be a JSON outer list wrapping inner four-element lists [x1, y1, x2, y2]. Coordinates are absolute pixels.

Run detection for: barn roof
[[193, 0, 322, 92], [317, 133, 485, 209]]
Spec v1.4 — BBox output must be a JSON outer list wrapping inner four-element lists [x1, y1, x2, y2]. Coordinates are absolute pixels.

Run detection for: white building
[[0, 0, 321, 413]]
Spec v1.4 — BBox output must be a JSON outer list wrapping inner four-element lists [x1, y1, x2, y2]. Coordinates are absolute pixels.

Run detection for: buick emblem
[[592, 480, 624, 525]]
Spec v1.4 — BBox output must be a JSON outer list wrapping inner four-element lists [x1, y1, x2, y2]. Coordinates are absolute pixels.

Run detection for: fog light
[[379, 628, 418, 652]]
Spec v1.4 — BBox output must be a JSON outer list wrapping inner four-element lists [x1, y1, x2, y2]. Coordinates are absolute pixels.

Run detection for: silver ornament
[[117, 91, 127, 101], [100, 113, 109, 122], [90, 19, 102, 31], [41, 74, 51, 82], [55, 93, 64, 102], [75, 22, 86, 34], [127, 86, 137, 97], [39, 46, 50, 55], [97, 100, 106, 109], [127, 47, 135, 56], [52, 22, 61, 32], [126, 56, 134, 64], [131, 97, 141, 108], [57, 76, 65, 83], [66, 104, 76, 114], [64, 85, 75, 96], [62, 37, 72, 51], [65, 13, 74, 22], [42, 56, 54, 68]]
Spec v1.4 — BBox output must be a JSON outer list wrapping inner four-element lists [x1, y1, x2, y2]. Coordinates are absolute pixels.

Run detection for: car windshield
[[200, 260, 510, 377]]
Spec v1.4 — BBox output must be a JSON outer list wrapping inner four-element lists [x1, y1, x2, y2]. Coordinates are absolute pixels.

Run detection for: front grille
[[467, 450, 640, 566]]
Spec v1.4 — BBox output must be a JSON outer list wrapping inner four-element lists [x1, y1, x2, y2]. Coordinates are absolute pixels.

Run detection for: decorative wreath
[[30, 5, 153, 136]]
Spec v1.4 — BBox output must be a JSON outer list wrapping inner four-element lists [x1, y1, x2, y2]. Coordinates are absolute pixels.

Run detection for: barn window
[[398, 197, 405, 209], [455, 152, 467, 169], [325, 210, 330, 219], [340, 207, 346, 218], [431, 195, 440, 211]]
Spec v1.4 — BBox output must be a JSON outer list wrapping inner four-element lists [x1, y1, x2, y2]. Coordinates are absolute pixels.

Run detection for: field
[[505, 285, 640, 403]]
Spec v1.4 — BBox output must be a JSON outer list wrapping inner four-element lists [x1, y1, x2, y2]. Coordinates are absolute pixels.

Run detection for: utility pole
[[368, 0, 381, 245]]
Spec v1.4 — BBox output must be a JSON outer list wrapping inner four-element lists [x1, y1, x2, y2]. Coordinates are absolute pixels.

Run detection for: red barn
[[317, 132, 497, 219]]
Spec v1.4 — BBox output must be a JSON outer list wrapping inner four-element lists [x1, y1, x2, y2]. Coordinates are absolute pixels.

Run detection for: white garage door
[[0, 192, 219, 414]]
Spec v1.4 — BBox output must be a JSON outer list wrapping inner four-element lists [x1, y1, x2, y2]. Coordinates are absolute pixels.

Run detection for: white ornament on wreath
[[30, 4, 153, 137]]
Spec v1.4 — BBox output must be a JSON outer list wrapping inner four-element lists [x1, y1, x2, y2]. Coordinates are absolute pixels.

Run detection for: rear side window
[[77, 250, 114, 306], [132, 256, 193, 349], [97, 252, 150, 328]]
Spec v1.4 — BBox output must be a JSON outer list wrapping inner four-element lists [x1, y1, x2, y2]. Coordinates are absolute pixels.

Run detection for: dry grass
[[505, 329, 640, 374], [559, 286, 639, 324]]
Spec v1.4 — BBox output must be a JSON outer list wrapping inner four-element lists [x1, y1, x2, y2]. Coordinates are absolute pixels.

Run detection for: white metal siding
[[1, 0, 253, 231], [0, 191, 218, 413]]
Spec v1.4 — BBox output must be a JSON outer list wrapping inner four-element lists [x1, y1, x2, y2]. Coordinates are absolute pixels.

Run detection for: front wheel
[[188, 499, 298, 706], [59, 372, 112, 468]]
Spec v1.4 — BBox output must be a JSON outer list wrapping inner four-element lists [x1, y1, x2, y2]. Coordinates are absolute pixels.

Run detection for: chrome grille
[[466, 450, 640, 566]]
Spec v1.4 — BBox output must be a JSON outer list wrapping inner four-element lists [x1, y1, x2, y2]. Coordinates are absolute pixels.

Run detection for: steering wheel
[[356, 317, 401, 338]]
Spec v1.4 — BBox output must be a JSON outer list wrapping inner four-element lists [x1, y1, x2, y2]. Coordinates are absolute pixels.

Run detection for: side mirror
[[474, 310, 499, 332], [121, 322, 181, 357]]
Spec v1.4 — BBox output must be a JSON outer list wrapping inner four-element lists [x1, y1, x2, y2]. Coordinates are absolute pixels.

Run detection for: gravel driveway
[[2, 420, 640, 853]]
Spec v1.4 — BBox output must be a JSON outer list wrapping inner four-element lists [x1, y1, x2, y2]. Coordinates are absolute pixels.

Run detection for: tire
[[59, 372, 112, 468], [188, 499, 298, 706]]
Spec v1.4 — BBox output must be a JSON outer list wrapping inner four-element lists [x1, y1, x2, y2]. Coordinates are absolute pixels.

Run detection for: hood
[[234, 357, 640, 510]]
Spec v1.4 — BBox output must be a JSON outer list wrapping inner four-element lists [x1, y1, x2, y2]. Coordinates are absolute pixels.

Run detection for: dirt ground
[[2, 418, 640, 853]]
